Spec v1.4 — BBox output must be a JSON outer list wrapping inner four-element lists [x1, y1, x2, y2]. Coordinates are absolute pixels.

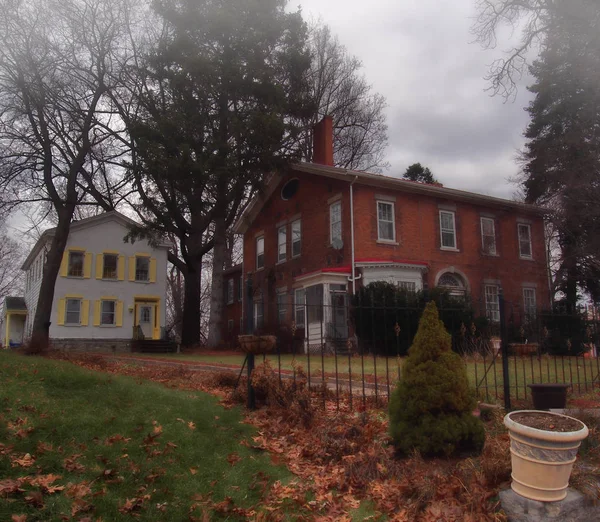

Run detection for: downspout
[[349, 175, 358, 294]]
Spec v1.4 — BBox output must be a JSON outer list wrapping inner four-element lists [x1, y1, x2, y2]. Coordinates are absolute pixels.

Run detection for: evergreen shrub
[[389, 301, 485, 457]]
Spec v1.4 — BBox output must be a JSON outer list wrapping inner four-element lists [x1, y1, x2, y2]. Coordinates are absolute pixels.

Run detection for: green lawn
[[126, 352, 600, 403], [0, 351, 305, 521]]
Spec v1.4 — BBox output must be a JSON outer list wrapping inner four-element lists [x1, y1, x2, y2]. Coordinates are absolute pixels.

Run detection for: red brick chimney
[[312, 115, 334, 166]]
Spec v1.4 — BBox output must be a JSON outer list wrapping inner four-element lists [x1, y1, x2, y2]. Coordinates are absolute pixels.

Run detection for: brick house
[[227, 117, 549, 350]]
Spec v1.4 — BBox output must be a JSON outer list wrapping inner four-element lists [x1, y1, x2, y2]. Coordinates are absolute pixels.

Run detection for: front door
[[331, 292, 348, 340], [137, 303, 155, 339]]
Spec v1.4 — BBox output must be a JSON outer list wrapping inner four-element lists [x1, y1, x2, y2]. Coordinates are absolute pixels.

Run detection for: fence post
[[245, 274, 256, 410], [499, 288, 511, 410]]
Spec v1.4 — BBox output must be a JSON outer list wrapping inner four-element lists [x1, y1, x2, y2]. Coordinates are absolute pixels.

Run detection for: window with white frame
[[254, 299, 264, 329], [135, 256, 150, 281], [518, 224, 532, 258], [523, 288, 537, 318], [277, 225, 286, 263], [485, 285, 500, 323], [377, 201, 395, 241], [440, 210, 457, 249], [226, 278, 234, 304], [294, 288, 305, 328], [68, 251, 84, 277], [480, 217, 496, 255], [65, 298, 82, 325], [103, 254, 118, 279], [256, 236, 264, 270], [397, 281, 417, 292], [101, 300, 116, 325], [330, 201, 342, 244], [291, 220, 301, 257], [277, 290, 287, 324]]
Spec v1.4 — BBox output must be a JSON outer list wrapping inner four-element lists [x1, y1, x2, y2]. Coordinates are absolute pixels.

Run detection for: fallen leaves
[[11, 453, 35, 468]]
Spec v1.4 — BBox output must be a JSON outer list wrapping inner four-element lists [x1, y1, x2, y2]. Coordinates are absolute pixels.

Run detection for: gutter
[[348, 175, 361, 294]]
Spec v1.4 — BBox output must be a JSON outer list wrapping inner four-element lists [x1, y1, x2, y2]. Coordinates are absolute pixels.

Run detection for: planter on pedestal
[[237, 335, 276, 355], [504, 410, 589, 502]]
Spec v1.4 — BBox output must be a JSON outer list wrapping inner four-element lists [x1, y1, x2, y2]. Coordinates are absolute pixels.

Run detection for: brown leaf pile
[[50, 351, 597, 520]]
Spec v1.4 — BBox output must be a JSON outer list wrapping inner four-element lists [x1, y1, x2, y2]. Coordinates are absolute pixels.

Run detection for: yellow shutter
[[81, 300, 90, 326], [60, 251, 69, 277], [96, 254, 103, 279], [116, 300, 123, 327], [128, 257, 135, 281], [83, 252, 92, 278], [93, 300, 101, 326], [149, 258, 157, 283], [117, 255, 125, 281], [57, 298, 66, 326]]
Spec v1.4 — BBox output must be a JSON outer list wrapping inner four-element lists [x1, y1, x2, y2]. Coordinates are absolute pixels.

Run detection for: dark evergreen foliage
[[403, 163, 438, 184], [521, 2, 600, 306], [389, 301, 485, 457]]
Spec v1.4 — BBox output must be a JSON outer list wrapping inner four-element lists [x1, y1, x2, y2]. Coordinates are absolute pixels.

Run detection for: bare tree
[[0, 223, 24, 299], [0, 0, 138, 349], [302, 22, 389, 172], [472, 0, 597, 100]]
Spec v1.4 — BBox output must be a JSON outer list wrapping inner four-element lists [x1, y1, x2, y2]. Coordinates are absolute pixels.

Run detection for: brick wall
[[242, 169, 549, 326]]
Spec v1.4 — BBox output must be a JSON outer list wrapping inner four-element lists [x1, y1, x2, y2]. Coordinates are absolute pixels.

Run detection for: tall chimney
[[312, 115, 334, 166]]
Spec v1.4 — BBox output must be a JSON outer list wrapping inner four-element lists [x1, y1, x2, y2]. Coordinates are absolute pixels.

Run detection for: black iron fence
[[239, 287, 600, 410]]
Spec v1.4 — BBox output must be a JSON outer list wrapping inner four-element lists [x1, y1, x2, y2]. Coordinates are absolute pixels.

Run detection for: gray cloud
[[298, 0, 536, 200]]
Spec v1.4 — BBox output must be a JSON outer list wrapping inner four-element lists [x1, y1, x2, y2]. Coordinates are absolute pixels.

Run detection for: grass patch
[[0, 351, 294, 521]]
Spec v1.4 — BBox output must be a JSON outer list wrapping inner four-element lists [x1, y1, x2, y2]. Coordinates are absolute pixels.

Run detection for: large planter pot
[[504, 410, 589, 502], [238, 335, 276, 355], [528, 383, 569, 410]]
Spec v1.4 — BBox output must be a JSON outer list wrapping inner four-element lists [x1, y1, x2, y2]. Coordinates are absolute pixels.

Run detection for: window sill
[[65, 275, 84, 279], [276, 260, 286, 266], [291, 254, 301, 260], [440, 246, 460, 252], [256, 266, 264, 272], [481, 252, 499, 257], [226, 301, 234, 306], [99, 324, 117, 328], [519, 256, 534, 261], [63, 324, 82, 327], [101, 277, 119, 281], [376, 239, 399, 246], [134, 280, 151, 283]]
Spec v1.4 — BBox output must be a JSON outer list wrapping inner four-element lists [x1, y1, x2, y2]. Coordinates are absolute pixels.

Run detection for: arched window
[[437, 271, 467, 297]]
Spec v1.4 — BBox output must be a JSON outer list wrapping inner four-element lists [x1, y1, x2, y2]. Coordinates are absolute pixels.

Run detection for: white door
[[137, 304, 155, 339]]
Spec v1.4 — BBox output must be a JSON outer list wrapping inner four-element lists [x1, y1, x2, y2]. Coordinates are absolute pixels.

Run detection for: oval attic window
[[281, 178, 299, 200]]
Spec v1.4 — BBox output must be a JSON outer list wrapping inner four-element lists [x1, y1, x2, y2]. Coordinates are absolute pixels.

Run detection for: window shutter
[[149, 258, 157, 283], [128, 257, 135, 281], [93, 300, 101, 326], [117, 255, 125, 281], [96, 254, 103, 279], [83, 252, 92, 278], [81, 300, 90, 326], [60, 252, 69, 277], [57, 298, 66, 325], [116, 300, 123, 327]]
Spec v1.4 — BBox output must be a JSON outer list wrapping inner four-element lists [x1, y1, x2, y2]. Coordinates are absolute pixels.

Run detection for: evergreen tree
[[124, 0, 313, 346], [389, 301, 484, 457], [403, 163, 438, 184], [521, 5, 600, 306]]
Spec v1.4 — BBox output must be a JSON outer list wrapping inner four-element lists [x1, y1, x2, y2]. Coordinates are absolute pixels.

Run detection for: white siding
[[23, 216, 168, 341]]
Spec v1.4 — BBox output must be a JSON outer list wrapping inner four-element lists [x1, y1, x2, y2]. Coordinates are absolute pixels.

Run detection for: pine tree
[[389, 301, 485, 457], [403, 163, 438, 184], [522, 5, 600, 305]]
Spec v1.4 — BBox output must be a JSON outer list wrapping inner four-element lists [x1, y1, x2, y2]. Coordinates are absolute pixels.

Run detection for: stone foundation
[[499, 488, 600, 522], [50, 338, 132, 354]]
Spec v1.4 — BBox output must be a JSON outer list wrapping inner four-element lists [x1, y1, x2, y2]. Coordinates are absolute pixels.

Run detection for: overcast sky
[[297, 0, 534, 200]]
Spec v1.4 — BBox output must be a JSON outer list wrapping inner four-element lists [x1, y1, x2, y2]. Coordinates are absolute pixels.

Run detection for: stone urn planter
[[238, 334, 276, 355], [504, 410, 589, 502]]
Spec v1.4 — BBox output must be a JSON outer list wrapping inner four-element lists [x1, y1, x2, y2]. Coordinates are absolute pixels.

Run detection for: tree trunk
[[29, 204, 76, 352], [181, 259, 202, 348], [207, 216, 227, 348]]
